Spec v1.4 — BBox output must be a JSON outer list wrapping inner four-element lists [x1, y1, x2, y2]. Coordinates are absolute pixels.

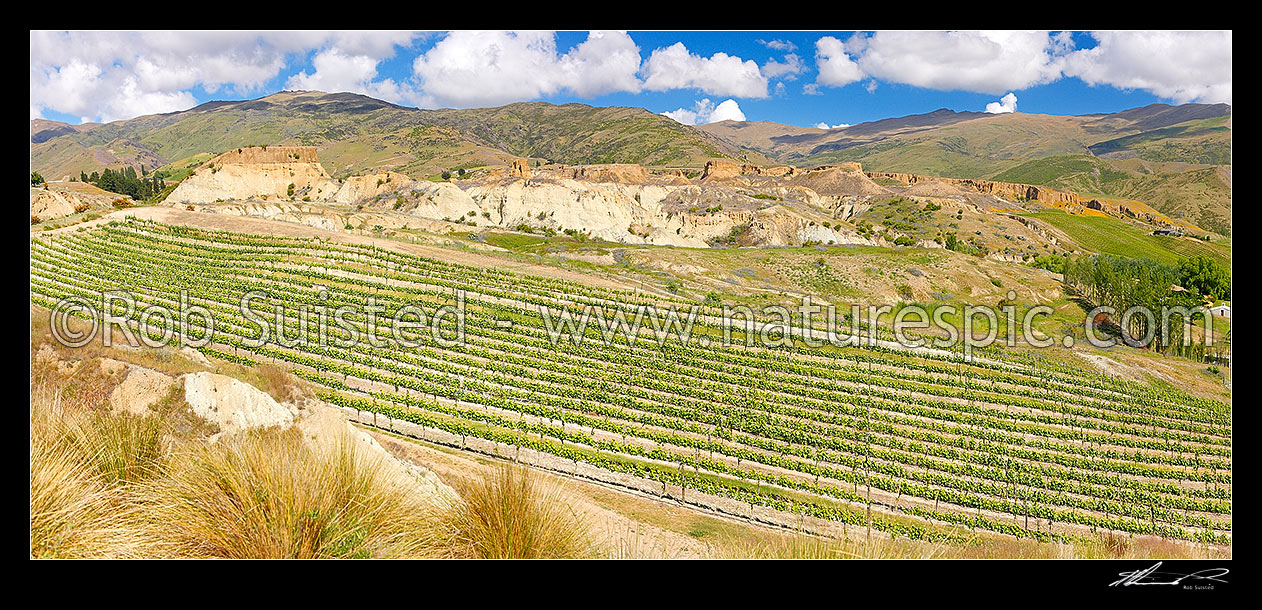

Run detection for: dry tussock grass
[[146, 428, 445, 558], [29, 386, 169, 558], [437, 464, 595, 558], [31, 344, 602, 559]]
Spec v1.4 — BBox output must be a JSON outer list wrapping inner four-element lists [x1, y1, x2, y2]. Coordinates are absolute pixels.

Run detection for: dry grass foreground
[[29, 339, 607, 558]]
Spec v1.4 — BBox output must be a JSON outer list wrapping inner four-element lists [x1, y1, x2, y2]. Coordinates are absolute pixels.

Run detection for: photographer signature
[[1109, 562, 1229, 587]]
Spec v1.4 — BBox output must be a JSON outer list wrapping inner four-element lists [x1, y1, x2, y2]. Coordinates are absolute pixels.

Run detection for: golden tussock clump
[[436, 464, 595, 559]]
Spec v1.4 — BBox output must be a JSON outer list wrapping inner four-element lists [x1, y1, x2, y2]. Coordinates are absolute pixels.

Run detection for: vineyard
[[29, 218, 1231, 546]]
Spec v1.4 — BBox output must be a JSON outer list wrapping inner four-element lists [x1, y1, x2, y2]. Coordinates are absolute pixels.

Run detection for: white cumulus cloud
[[984, 92, 1018, 114], [843, 30, 1069, 94], [758, 39, 797, 52], [30, 30, 421, 122], [286, 48, 415, 105], [641, 42, 768, 98], [1063, 31, 1231, 104], [813, 36, 864, 88], [761, 53, 806, 81], [411, 30, 642, 108], [813, 122, 851, 129], [662, 98, 746, 125]]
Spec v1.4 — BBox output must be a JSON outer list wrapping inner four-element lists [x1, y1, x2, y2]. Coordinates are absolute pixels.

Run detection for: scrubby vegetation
[[81, 167, 166, 201], [1063, 254, 1229, 360], [30, 350, 599, 559]]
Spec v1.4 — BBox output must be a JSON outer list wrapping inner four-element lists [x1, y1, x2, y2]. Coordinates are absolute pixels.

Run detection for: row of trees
[[81, 166, 166, 201], [1062, 254, 1229, 360]]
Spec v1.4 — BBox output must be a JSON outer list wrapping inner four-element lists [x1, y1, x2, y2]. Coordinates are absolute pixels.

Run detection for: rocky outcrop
[[392, 181, 486, 221], [817, 162, 863, 172], [332, 171, 412, 204], [177, 369, 456, 502], [790, 165, 890, 197], [183, 372, 297, 435], [159, 152, 889, 249], [866, 171, 1080, 207], [568, 163, 650, 183], [466, 178, 686, 244], [1084, 198, 1175, 225], [700, 159, 744, 182], [1006, 214, 1060, 247], [30, 185, 115, 223], [33, 344, 83, 376], [31, 188, 78, 221], [109, 367, 176, 417], [700, 160, 802, 183], [212, 146, 320, 164], [509, 158, 531, 179], [180, 347, 212, 366], [166, 146, 339, 204]]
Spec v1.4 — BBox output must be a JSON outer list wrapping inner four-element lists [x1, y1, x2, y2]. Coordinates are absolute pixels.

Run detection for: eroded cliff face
[[865, 171, 1079, 207], [332, 171, 413, 204], [166, 146, 338, 204], [699, 159, 806, 183], [30, 185, 119, 223], [160, 150, 885, 248], [31, 188, 80, 221], [165, 149, 1107, 249]]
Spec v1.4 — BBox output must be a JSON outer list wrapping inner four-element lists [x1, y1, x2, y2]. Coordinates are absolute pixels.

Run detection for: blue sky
[[30, 31, 1231, 128]]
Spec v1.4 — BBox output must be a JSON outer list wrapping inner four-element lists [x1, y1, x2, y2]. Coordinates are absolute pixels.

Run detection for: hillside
[[415, 102, 750, 168], [30, 92, 1231, 232], [29, 91, 746, 183], [699, 104, 1232, 232]]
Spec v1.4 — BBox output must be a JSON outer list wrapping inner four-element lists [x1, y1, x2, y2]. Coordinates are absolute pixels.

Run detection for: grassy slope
[[153, 152, 216, 182], [752, 112, 1232, 232], [417, 102, 747, 168], [1016, 209, 1231, 267], [1088, 116, 1231, 165], [993, 155, 1232, 235], [31, 93, 740, 182]]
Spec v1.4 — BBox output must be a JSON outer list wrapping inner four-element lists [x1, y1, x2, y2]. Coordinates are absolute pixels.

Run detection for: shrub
[[436, 464, 592, 559], [1029, 254, 1066, 274], [29, 389, 167, 558], [146, 428, 443, 558]]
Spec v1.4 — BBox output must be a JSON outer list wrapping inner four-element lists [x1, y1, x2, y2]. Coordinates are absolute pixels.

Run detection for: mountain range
[[30, 90, 1231, 233]]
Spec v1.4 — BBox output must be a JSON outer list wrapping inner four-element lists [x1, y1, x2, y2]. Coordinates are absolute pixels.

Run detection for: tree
[[85, 166, 165, 201], [31, 171, 45, 186], [1177, 256, 1231, 301]]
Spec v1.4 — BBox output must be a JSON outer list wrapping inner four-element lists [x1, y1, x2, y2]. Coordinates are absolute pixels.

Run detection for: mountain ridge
[[30, 91, 1231, 230]]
